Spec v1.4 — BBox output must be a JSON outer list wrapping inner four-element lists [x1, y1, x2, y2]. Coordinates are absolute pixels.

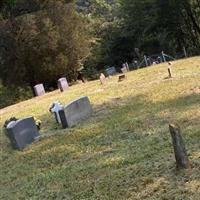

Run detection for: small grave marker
[[34, 84, 45, 96], [167, 62, 172, 78], [118, 74, 126, 82], [58, 77, 69, 92], [100, 73, 106, 85], [105, 67, 116, 76]]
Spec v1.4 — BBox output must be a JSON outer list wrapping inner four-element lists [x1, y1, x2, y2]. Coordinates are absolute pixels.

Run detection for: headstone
[[121, 66, 128, 73], [99, 73, 106, 85], [59, 96, 93, 128], [125, 62, 130, 71], [105, 67, 116, 76], [5, 117, 40, 150], [58, 77, 69, 92], [34, 84, 45, 96], [49, 101, 63, 124], [167, 62, 172, 78], [118, 74, 126, 82]]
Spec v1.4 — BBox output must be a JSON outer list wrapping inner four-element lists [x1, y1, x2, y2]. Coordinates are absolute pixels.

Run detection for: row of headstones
[[4, 96, 93, 150], [34, 77, 69, 96], [100, 64, 128, 84]]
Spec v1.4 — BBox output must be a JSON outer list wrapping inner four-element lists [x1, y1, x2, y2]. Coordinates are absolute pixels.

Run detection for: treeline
[[0, 0, 90, 89], [0, 0, 199, 108], [83, 0, 200, 69]]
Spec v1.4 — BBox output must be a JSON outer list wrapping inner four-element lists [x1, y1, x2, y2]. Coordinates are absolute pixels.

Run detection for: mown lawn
[[0, 57, 200, 200]]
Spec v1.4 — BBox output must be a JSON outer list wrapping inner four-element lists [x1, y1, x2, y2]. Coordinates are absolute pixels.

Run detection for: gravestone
[[167, 62, 172, 78], [100, 73, 106, 85], [5, 117, 40, 150], [58, 77, 69, 92], [121, 66, 128, 73], [34, 84, 45, 96], [118, 74, 126, 82], [49, 101, 63, 124], [59, 96, 93, 128], [105, 67, 116, 76]]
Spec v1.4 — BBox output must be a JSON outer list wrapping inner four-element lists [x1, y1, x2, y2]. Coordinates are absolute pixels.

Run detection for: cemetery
[[0, 57, 200, 199]]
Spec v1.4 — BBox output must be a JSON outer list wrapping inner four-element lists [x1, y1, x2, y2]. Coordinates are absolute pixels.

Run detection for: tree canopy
[[0, 0, 199, 88]]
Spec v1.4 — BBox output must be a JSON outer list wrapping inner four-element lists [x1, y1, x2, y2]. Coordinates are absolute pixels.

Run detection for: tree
[[0, 0, 90, 88]]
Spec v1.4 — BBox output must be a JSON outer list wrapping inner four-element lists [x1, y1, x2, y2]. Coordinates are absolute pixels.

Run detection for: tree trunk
[[169, 124, 190, 169]]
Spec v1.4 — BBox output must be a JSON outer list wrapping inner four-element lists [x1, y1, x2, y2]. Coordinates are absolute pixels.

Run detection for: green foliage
[[0, 0, 90, 88], [0, 57, 200, 199], [0, 84, 33, 109]]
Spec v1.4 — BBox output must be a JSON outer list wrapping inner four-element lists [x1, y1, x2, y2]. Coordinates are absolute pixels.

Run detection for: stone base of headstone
[[34, 84, 45, 96], [100, 73, 106, 85], [118, 75, 126, 82]]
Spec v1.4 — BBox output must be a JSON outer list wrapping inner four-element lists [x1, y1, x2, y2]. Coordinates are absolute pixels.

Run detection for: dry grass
[[0, 57, 200, 200]]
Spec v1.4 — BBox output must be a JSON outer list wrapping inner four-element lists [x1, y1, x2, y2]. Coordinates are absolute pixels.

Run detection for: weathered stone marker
[[59, 96, 93, 128], [118, 74, 126, 82], [105, 67, 116, 76], [34, 84, 45, 96], [167, 62, 172, 78], [58, 77, 69, 92], [5, 117, 40, 150], [169, 124, 190, 169], [100, 73, 106, 85]]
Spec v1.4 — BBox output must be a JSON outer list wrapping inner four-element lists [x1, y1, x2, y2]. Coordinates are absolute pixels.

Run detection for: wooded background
[[0, 0, 199, 107]]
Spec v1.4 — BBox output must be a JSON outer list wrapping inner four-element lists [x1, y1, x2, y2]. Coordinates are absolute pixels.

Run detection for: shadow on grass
[[1, 92, 200, 199]]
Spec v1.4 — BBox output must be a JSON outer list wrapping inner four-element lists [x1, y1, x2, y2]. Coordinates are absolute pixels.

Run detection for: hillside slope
[[0, 57, 200, 200]]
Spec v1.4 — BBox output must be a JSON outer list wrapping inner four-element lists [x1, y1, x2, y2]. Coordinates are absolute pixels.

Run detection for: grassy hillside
[[0, 57, 200, 200]]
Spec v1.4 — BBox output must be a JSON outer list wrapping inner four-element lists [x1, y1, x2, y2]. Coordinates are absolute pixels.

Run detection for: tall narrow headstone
[[5, 117, 40, 150], [100, 73, 106, 85], [59, 96, 93, 128], [34, 84, 45, 96], [58, 77, 69, 92]]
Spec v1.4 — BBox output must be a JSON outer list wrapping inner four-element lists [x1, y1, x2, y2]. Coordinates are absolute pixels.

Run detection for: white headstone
[[58, 77, 69, 92], [34, 84, 45, 96]]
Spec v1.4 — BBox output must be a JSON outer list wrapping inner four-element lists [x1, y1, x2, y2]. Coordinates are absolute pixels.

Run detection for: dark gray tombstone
[[58, 77, 69, 92], [59, 96, 93, 128], [34, 84, 45, 96], [118, 74, 126, 82], [105, 67, 116, 76], [5, 117, 40, 150], [99, 73, 106, 85]]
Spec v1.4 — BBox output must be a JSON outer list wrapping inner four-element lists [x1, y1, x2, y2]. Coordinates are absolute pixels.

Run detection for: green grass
[[0, 57, 200, 200]]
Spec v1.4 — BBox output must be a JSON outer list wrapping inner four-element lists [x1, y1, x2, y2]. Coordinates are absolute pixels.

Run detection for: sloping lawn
[[0, 57, 200, 200]]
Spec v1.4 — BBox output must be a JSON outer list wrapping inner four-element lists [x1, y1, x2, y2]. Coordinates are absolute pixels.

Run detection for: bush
[[0, 85, 33, 109]]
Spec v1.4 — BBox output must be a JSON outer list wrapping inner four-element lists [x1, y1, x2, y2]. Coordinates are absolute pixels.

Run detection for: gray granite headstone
[[34, 84, 45, 96], [58, 77, 69, 92], [105, 67, 116, 76], [5, 117, 40, 150], [59, 96, 93, 128]]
